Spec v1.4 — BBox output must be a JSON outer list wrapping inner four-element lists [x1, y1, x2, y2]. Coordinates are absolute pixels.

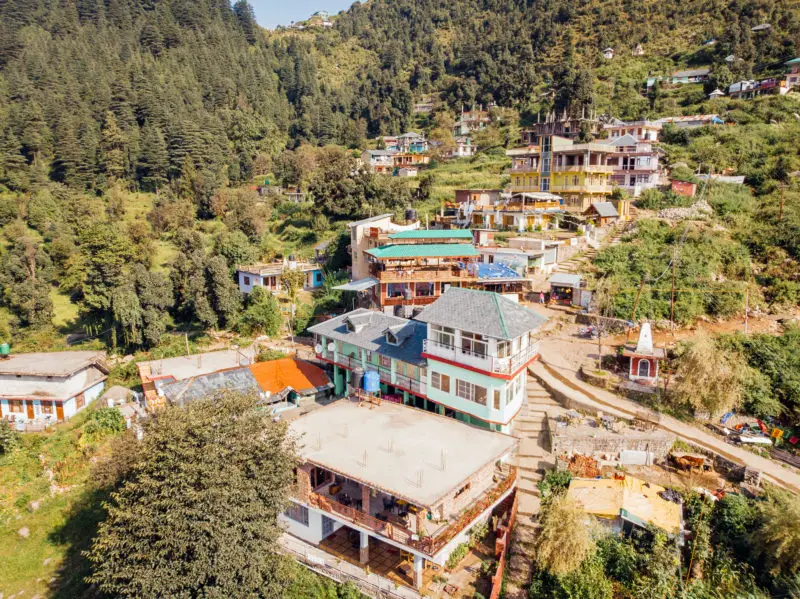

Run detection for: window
[[380, 355, 391, 368], [243, 275, 251, 285], [41, 401, 53, 415], [494, 389, 502, 410], [7, 399, 23, 413], [431, 324, 455, 348], [76, 393, 85, 410], [460, 331, 487, 358], [497, 340, 510, 358], [456, 379, 488, 406], [285, 503, 309, 526], [431, 371, 450, 393], [322, 515, 335, 536]]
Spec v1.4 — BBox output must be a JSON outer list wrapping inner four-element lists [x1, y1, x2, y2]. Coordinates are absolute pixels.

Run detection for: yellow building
[[507, 136, 614, 212]]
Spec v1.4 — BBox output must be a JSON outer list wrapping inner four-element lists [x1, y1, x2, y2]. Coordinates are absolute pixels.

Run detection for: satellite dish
[[314, 344, 323, 353], [327, 342, 336, 351]]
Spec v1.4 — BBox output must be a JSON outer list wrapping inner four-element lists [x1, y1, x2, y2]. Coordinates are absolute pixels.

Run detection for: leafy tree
[[673, 334, 750, 415], [534, 495, 594, 576], [0, 419, 20, 453], [238, 287, 283, 337], [0, 231, 55, 327], [280, 269, 307, 302], [86, 391, 298, 598], [78, 223, 135, 314], [752, 490, 800, 576], [711, 493, 756, 562]]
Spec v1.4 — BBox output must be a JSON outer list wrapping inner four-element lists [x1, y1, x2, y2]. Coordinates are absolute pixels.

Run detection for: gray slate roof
[[308, 309, 427, 365], [415, 288, 547, 340], [605, 134, 641, 147], [158, 367, 260, 405], [588, 201, 619, 217]]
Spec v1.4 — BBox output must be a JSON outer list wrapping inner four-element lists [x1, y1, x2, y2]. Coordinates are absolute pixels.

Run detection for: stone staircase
[[504, 377, 561, 598], [553, 223, 629, 275]]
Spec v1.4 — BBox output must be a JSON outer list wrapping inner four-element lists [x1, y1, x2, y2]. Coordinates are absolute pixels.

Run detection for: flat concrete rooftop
[[290, 399, 517, 508], [138, 348, 255, 382]]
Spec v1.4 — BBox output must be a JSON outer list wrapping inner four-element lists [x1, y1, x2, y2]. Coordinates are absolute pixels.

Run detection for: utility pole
[[669, 247, 677, 332]]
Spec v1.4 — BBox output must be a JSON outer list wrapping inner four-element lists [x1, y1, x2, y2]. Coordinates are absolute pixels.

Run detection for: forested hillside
[[0, 0, 798, 351]]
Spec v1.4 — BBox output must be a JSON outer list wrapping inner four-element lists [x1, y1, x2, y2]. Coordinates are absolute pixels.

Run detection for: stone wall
[[435, 460, 497, 521], [547, 417, 676, 461]]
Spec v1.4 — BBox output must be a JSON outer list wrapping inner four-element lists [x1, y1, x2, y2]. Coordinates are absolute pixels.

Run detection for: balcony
[[422, 338, 540, 375], [551, 183, 610, 194], [375, 267, 475, 283], [319, 352, 427, 396], [510, 164, 540, 174], [552, 164, 614, 174], [299, 466, 517, 557]]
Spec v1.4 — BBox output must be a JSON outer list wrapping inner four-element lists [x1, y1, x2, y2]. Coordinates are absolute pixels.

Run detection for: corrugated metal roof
[[333, 277, 379, 292], [388, 229, 473, 240], [365, 244, 479, 259], [549, 273, 583, 287]]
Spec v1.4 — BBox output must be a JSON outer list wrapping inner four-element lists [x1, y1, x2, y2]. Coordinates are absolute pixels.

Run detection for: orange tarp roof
[[249, 358, 331, 395]]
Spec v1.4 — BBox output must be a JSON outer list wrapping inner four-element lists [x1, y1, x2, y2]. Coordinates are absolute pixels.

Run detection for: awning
[[333, 277, 379, 292], [548, 273, 583, 287]]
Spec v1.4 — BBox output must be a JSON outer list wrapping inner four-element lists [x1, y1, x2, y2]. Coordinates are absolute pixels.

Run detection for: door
[[26, 401, 34, 420], [637, 359, 651, 378], [56, 403, 64, 421]]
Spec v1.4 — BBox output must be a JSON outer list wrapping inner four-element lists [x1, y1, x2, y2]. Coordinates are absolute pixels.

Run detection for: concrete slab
[[291, 398, 517, 507]]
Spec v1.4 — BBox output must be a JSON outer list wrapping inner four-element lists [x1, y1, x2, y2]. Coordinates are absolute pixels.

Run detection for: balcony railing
[[375, 267, 475, 283], [320, 352, 427, 395], [422, 339, 540, 375], [552, 164, 614, 174], [302, 466, 517, 557], [551, 183, 610, 194]]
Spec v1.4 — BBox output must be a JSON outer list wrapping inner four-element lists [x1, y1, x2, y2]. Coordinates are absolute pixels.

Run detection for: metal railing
[[422, 339, 540, 375], [299, 466, 517, 558], [552, 164, 614, 174]]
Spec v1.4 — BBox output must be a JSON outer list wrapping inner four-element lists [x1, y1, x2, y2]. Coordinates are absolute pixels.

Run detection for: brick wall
[[296, 463, 313, 501], [434, 460, 497, 520]]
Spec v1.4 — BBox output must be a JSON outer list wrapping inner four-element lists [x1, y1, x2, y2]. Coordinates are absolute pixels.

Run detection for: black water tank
[[405, 208, 417, 223], [351, 368, 364, 390]]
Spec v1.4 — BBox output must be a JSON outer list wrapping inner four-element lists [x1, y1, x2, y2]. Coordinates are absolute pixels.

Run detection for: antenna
[[440, 448, 447, 471]]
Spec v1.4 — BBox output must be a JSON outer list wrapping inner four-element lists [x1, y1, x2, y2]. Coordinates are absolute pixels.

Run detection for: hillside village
[[2, 1, 800, 598]]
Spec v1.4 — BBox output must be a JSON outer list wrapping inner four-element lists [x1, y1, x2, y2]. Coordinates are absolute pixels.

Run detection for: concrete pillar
[[413, 554, 424, 589], [403, 390, 409, 405], [359, 530, 370, 565], [390, 359, 396, 384], [334, 365, 344, 396]]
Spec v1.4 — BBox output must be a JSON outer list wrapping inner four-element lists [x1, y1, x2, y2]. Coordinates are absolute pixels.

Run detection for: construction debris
[[658, 199, 713, 221], [567, 454, 601, 478]]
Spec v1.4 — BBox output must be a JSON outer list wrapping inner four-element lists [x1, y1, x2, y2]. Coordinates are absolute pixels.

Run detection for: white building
[[0, 351, 108, 427], [284, 398, 518, 590], [346, 214, 419, 281]]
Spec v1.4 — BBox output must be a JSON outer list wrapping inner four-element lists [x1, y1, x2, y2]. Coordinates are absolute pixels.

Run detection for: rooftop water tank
[[363, 370, 380, 393], [0, 343, 9, 358]]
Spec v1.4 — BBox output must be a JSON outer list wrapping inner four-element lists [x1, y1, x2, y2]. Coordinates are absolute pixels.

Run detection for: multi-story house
[[417, 288, 546, 433], [655, 114, 724, 129], [602, 134, 663, 197], [383, 132, 428, 153], [507, 136, 614, 212], [364, 232, 481, 312], [728, 77, 792, 99], [0, 351, 108, 428], [392, 152, 431, 169], [309, 287, 546, 434], [604, 119, 661, 142], [283, 398, 518, 591], [453, 107, 490, 136], [442, 136, 475, 159], [520, 111, 601, 145], [346, 214, 420, 281], [468, 191, 564, 231], [361, 149, 396, 174]]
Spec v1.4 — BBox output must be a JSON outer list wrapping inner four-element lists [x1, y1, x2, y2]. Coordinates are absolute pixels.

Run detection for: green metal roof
[[365, 244, 479, 259], [388, 229, 473, 240], [785, 57, 800, 64]]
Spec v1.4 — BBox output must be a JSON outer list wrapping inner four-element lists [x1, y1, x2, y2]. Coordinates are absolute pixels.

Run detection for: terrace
[[290, 399, 518, 560]]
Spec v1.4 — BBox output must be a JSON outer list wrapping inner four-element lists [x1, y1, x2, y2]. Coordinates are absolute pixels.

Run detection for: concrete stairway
[[504, 376, 561, 598]]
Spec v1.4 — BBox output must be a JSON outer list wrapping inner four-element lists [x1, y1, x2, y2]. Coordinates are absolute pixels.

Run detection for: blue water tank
[[363, 370, 381, 393]]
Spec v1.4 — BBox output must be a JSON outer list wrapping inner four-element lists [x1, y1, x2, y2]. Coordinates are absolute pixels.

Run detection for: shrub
[[82, 407, 126, 444], [0, 419, 20, 454], [468, 520, 489, 547], [446, 542, 470, 569], [537, 470, 572, 499]]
